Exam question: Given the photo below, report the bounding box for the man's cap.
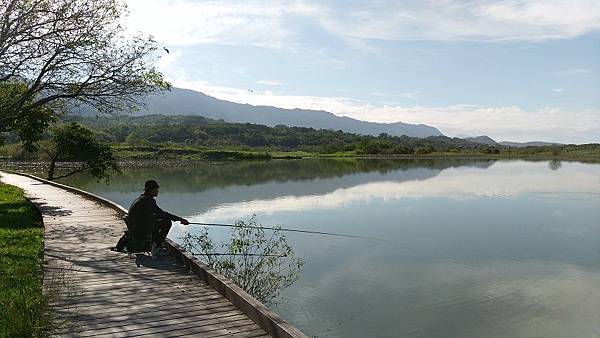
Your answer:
[144,179,160,191]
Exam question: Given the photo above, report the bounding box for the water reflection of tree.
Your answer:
[181,217,304,306]
[548,160,562,171]
[57,158,496,192]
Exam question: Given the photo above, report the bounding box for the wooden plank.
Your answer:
[55,297,233,316]
[126,318,258,338]
[67,273,199,286]
[68,275,207,286]
[56,302,238,323]
[54,284,218,301]
[75,307,243,331]
[212,329,273,338]
[77,314,251,337]
[199,323,266,338]
[51,292,227,310]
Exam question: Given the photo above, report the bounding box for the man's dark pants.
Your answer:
[153,219,172,246]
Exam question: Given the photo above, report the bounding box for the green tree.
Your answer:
[0,83,55,150]
[39,123,119,180]
[0,0,169,146]
[181,217,304,305]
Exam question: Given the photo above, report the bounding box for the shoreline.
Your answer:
[0,152,600,164]
[1,153,599,170]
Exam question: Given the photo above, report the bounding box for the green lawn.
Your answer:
[0,182,52,338]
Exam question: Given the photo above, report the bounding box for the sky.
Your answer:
[125,0,600,143]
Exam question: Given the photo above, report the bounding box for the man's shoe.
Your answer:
[151,244,168,259]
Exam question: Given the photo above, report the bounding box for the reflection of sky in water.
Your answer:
[183,161,599,222]
[187,168,600,223]
[57,160,600,337]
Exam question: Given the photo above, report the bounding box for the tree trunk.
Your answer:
[47,159,56,180]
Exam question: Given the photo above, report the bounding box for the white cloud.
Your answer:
[553,88,565,93]
[125,0,320,48]
[315,0,600,42]
[555,68,591,76]
[399,91,420,99]
[125,0,600,50]
[256,80,283,86]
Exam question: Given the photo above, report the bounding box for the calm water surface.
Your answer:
[54,159,600,337]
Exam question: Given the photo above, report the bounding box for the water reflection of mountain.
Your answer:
[55,158,495,216]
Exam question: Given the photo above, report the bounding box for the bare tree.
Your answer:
[0,0,169,146]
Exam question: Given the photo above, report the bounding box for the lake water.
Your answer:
[53,159,600,337]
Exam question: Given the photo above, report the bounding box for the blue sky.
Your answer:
[126,0,600,143]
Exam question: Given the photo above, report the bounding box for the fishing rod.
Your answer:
[188,222,384,242]
[192,253,288,258]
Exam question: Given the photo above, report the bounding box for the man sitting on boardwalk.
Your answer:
[125,179,189,257]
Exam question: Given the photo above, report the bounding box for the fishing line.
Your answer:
[192,253,288,258]
[188,222,384,242]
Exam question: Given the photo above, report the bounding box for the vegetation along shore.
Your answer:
[1,115,598,166]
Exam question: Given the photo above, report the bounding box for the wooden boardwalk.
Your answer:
[0,172,273,337]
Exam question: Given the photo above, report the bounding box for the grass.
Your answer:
[0,144,38,160]
[0,182,53,338]
[110,144,600,161]
[110,144,272,161]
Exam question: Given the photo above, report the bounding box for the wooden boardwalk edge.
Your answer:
[6,171,308,338]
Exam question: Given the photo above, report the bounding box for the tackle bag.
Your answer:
[110,230,152,253]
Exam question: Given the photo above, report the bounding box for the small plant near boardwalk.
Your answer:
[181,217,304,305]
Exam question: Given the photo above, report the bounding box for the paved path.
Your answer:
[1,172,270,337]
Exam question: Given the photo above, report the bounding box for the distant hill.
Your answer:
[461,136,563,148]
[498,141,563,148]
[115,87,443,138]
[463,135,498,146]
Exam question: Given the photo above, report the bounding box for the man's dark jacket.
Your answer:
[125,194,183,234]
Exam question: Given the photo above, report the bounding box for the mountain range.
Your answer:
[119,87,443,138]
[80,87,563,146]
[462,135,562,147]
